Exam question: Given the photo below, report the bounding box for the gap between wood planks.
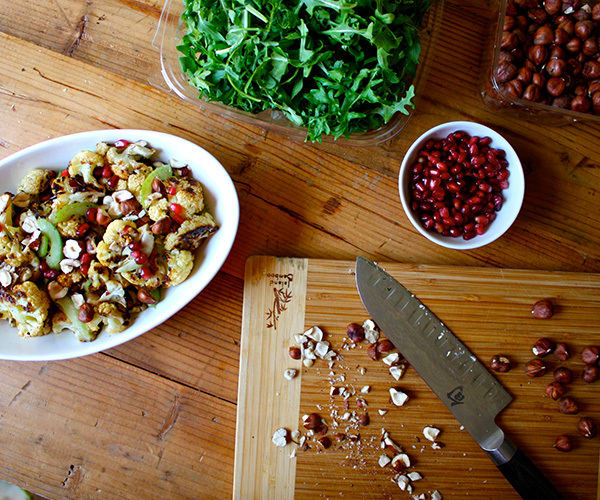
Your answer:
[101,351,238,407]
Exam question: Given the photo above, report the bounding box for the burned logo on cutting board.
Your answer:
[265,273,294,329]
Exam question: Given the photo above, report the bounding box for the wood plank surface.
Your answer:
[237,257,600,499]
[0,0,599,497]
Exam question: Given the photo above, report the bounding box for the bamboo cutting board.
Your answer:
[234,257,600,500]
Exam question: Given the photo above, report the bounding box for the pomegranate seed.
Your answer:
[107,175,120,189]
[43,269,58,280]
[29,238,41,251]
[81,263,90,276]
[179,167,190,176]
[169,203,184,216]
[131,250,148,265]
[167,185,177,196]
[93,167,103,178]
[102,165,113,178]
[479,136,492,146]
[60,169,69,178]
[140,266,152,280]
[68,178,79,188]
[128,241,142,252]
[114,139,131,149]
[86,207,98,223]
[171,213,185,225]
[76,223,90,238]
[40,261,49,272]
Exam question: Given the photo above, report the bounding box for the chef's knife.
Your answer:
[355,257,562,500]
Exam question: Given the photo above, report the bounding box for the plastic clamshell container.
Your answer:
[481,0,600,125]
[152,0,445,145]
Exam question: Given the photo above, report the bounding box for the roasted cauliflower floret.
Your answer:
[103,219,136,245]
[0,281,50,337]
[17,169,56,195]
[147,198,168,221]
[127,165,153,197]
[87,261,111,291]
[167,177,205,217]
[165,213,218,251]
[95,142,110,156]
[165,249,194,287]
[57,217,83,238]
[0,235,33,268]
[97,302,128,334]
[122,264,166,290]
[106,143,155,179]
[68,151,104,188]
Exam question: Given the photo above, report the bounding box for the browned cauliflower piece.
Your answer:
[18,169,56,195]
[0,281,50,337]
[165,249,194,287]
[165,177,205,218]
[164,213,218,251]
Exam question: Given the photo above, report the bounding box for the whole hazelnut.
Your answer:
[516,15,528,30]
[583,61,600,80]
[552,95,572,108]
[592,81,600,95]
[573,7,591,22]
[367,342,378,361]
[546,77,566,96]
[582,364,599,383]
[377,339,394,354]
[592,91,600,113]
[566,37,582,53]
[358,413,370,426]
[528,45,548,65]
[137,288,157,305]
[532,337,554,357]
[289,346,301,360]
[505,79,524,98]
[496,62,518,83]
[534,25,554,45]
[558,19,574,37]
[498,50,514,65]
[568,58,583,76]
[574,20,594,40]
[544,0,561,15]
[574,83,587,95]
[545,381,565,400]
[554,342,570,361]
[553,366,572,384]
[554,27,570,45]
[593,3,600,22]
[582,38,599,56]
[528,7,547,25]
[581,346,599,364]
[77,303,94,323]
[504,15,516,32]
[571,94,592,112]
[525,359,547,377]
[303,412,323,431]
[553,434,572,452]
[501,31,520,50]
[532,72,546,87]
[558,397,580,415]
[577,417,596,439]
[517,66,533,83]
[532,299,553,319]
[490,354,511,372]
[346,323,365,343]
[546,58,567,77]
[523,83,542,101]
[549,45,566,60]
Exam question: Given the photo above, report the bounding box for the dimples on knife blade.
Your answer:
[355,257,512,450]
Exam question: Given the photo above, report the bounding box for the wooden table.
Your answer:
[0,1,598,498]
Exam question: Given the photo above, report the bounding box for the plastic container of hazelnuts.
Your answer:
[481,0,600,124]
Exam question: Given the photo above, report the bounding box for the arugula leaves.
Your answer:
[178,0,431,141]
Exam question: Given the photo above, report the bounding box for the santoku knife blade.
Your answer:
[355,257,562,500]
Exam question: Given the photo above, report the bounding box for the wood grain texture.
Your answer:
[234,256,308,499]
[0,355,235,499]
[239,257,600,500]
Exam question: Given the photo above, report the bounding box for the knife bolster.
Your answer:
[486,437,517,465]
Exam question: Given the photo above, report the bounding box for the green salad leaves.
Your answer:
[178,0,431,141]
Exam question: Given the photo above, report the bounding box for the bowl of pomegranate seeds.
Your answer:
[399,121,524,250]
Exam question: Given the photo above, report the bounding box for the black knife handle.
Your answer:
[488,440,563,500]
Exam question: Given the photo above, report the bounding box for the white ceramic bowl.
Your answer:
[0,130,239,360]
[399,121,525,250]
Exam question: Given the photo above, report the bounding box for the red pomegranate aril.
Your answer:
[101,165,113,178]
[43,269,59,280]
[128,241,142,252]
[114,139,131,149]
[86,207,98,223]
[107,175,120,189]
[76,223,90,238]
[140,266,152,280]
[40,261,49,272]
[469,144,479,156]
[179,167,191,176]
[171,213,185,225]
[93,167,103,178]
[61,169,69,178]
[167,185,177,196]
[80,253,93,266]
[131,250,148,265]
